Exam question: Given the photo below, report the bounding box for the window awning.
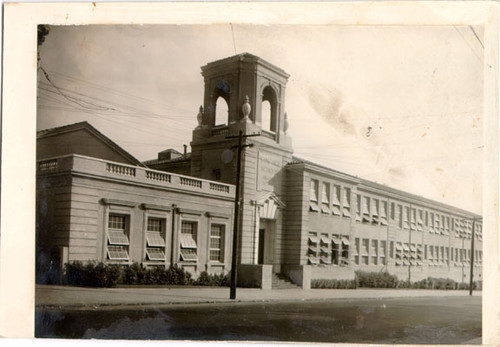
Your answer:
[403,244,410,251]
[320,235,330,244]
[107,245,129,261]
[146,232,166,247]
[320,257,332,265]
[342,236,350,245]
[332,236,341,245]
[308,235,319,244]
[321,205,331,214]
[146,247,166,261]
[308,256,319,265]
[180,234,197,249]
[342,207,351,217]
[180,248,197,261]
[332,205,341,215]
[108,230,130,245]
[396,244,403,251]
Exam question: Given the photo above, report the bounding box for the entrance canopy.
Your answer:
[255,191,285,220]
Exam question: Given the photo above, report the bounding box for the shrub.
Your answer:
[311,279,357,289]
[64,261,122,287]
[355,271,398,288]
[194,271,230,286]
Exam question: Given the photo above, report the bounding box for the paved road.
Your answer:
[36,284,481,308]
[36,295,481,344]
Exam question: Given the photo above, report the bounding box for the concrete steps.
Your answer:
[272,273,299,289]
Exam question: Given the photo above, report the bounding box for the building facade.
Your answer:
[37,53,482,288]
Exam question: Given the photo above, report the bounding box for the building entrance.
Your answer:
[257,219,275,265]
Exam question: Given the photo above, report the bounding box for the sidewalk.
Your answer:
[36,284,481,309]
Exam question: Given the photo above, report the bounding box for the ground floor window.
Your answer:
[179,221,198,261]
[145,217,166,261]
[107,214,130,261]
[209,224,224,262]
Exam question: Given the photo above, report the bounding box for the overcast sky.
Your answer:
[37,24,484,214]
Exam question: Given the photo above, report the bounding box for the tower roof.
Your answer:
[201,52,290,79]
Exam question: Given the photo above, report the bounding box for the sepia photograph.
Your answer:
[1,1,498,346]
[34,23,483,344]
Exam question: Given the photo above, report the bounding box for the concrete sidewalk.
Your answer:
[36,285,481,309]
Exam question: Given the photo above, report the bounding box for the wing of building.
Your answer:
[36,53,482,289]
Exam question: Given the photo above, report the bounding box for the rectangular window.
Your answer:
[380,201,388,225]
[372,199,380,224]
[362,196,371,223]
[145,217,166,261]
[309,179,319,212]
[371,239,378,265]
[425,211,429,227]
[308,232,319,265]
[410,208,416,229]
[355,194,362,222]
[209,224,225,262]
[417,209,423,231]
[380,240,387,265]
[331,185,341,215]
[180,221,198,261]
[390,241,394,258]
[107,214,129,261]
[321,182,331,214]
[331,235,340,265]
[319,234,331,264]
[341,236,350,266]
[398,205,403,228]
[362,239,369,265]
[342,188,351,217]
[354,238,360,265]
[429,212,435,233]
[403,207,410,229]
[390,202,395,220]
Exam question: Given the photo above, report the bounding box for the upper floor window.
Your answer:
[362,196,371,223]
[342,188,351,217]
[262,86,278,132]
[331,185,341,215]
[309,179,319,212]
[380,201,388,225]
[321,182,331,214]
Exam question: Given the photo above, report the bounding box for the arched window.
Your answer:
[215,96,229,126]
[261,100,271,131]
[262,86,277,132]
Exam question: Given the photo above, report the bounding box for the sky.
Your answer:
[37,24,484,214]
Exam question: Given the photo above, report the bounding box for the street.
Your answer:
[36,296,481,344]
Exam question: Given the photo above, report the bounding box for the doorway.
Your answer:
[257,219,275,265]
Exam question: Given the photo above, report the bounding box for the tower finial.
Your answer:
[241,95,251,123]
[196,105,204,128]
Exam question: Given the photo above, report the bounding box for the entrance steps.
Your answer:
[272,273,299,289]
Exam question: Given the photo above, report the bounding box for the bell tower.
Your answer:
[190,53,293,267]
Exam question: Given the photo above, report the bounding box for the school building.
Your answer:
[36,53,482,289]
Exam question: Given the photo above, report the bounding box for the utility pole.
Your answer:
[226,130,260,300]
[469,217,476,296]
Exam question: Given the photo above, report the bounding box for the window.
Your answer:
[397,205,403,228]
[362,197,371,223]
[390,241,394,258]
[435,214,441,234]
[417,209,423,231]
[380,201,388,225]
[353,238,360,265]
[145,217,166,261]
[372,199,379,224]
[321,183,331,214]
[425,211,429,227]
[262,86,278,132]
[342,188,351,217]
[403,207,410,229]
[390,202,395,220]
[320,234,331,264]
[429,212,435,233]
[180,221,198,261]
[215,95,229,126]
[410,208,416,229]
[209,224,225,262]
[331,235,340,265]
[371,240,378,265]
[308,232,319,265]
[355,194,361,222]
[362,239,369,265]
[341,236,350,266]
[331,185,341,215]
[380,241,387,265]
[107,214,130,261]
[309,179,319,212]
